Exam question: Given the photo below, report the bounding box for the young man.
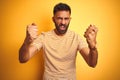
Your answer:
[19,3,98,80]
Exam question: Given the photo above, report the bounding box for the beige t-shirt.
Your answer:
[32,30,88,80]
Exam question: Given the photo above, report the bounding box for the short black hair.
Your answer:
[53,3,71,15]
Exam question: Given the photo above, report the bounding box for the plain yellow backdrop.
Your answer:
[0,0,120,80]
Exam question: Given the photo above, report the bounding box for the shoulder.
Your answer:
[67,30,82,38]
[38,30,53,36]
[68,30,86,43]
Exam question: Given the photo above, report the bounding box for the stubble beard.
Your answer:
[55,22,69,35]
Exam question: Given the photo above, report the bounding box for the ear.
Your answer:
[52,16,55,22]
[70,17,72,21]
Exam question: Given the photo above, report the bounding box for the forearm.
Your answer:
[88,46,98,67]
[19,37,31,63]
[19,23,39,63]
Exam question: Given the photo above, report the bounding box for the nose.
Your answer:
[61,19,65,24]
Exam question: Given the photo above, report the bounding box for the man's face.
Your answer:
[53,11,71,35]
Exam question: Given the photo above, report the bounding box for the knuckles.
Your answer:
[26,23,38,39]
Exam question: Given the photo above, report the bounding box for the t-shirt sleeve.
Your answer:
[31,33,44,51]
[78,35,88,51]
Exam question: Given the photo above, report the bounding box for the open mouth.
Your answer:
[60,25,66,30]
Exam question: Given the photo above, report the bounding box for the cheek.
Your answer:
[54,20,61,26]
[65,19,70,24]
[66,21,70,26]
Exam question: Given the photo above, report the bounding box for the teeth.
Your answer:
[60,26,66,30]
[61,26,64,28]
[61,26,65,28]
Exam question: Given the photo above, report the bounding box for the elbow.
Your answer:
[19,58,29,63]
[89,63,97,68]
[19,56,29,63]
[88,61,98,68]
[19,50,29,63]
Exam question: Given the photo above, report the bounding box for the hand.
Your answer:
[26,23,38,42]
[84,24,98,49]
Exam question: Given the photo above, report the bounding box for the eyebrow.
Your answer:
[56,17,70,19]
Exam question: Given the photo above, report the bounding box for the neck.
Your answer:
[54,29,66,36]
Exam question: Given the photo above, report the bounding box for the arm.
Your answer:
[19,23,38,63]
[80,25,98,68]
[80,47,98,68]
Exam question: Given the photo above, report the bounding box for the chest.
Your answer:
[43,36,78,60]
[46,36,78,50]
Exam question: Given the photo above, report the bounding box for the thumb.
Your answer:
[32,23,36,26]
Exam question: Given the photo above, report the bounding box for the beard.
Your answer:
[54,22,70,35]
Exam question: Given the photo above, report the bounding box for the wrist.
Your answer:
[24,36,33,45]
[88,41,97,50]
[88,43,97,50]
[89,46,97,50]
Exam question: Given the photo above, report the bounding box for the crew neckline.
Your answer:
[52,29,68,39]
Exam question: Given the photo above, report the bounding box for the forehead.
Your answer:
[54,11,70,17]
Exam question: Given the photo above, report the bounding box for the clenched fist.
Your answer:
[84,24,98,49]
[26,23,38,43]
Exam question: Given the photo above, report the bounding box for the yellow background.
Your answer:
[0,0,120,80]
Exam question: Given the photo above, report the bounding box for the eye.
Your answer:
[56,17,62,20]
[64,18,70,20]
